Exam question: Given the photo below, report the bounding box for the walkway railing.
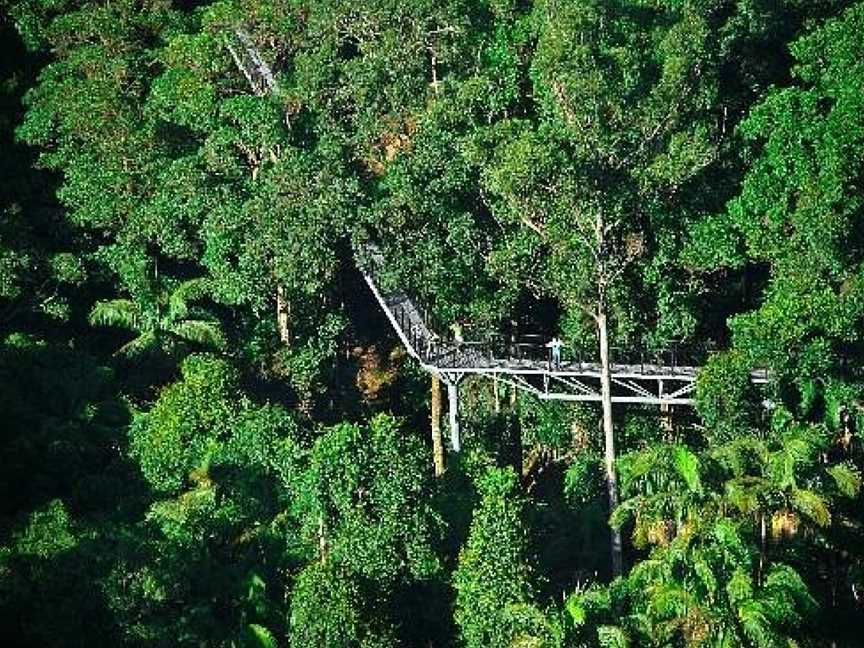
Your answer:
[358,241,726,374]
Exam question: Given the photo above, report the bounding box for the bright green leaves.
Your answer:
[298,414,443,583]
[114,353,305,644]
[827,462,863,498]
[130,354,242,492]
[288,561,380,648]
[674,446,704,494]
[89,277,226,359]
[531,0,653,153]
[15,0,198,299]
[479,0,751,348]
[696,350,761,437]
[129,353,303,494]
[702,2,864,391]
[569,515,815,647]
[613,443,708,549]
[530,0,719,186]
[148,28,231,134]
[149,66,219,133]
[11,499,77,560]
[453,466,552,648]
[284,414,445,644]
[682,213,747,270]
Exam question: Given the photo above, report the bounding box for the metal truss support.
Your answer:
[552,374,600,398]
[521,372,699,405]
[612,377,654,400]
[665,382,696,400]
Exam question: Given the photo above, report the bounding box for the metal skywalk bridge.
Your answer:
[357,243,769,451]
[227,28,769,451]
[358,243,768,406]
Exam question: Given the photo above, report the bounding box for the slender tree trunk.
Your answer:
[431,374,445,476]
[447,380,461,452]
[659,379,672,437]
[276,284,291,345]
[598,309,623,576]
[493,374,501,413]
[430,50,440,97]
[318,515,327,561]
[513,414,524,478]
[758,512,766,586]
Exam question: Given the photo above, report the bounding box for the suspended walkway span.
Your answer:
[228,28,769,451]
[357,243,769,410]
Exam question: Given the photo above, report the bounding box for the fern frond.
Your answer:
[790,489,831,527]
[168,278,212,319]
[115,330,159,357]
[89,299,139,331]
[673,446,702,493]
[246,623,277,648]
[171,319,226,349]
[827,462,861,498]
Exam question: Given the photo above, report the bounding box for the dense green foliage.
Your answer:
[2,0,864,645]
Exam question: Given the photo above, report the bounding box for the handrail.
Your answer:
[357,241,726,373]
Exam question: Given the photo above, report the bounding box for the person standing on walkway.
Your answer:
[546,336,563,369]
[450,321,464,344]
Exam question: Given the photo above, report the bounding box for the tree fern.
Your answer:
[89,277,225,357]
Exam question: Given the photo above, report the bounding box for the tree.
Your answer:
[117,353,306,644]
[453,466,558,648]
[288,561,392,648]
[5,0,864,645]
[0,16,85,332]
[292,414,443,585]
[90,277,225,358]
[483,0,761,575]
[14,0,194,295]
[0,333,135,645]
[686,3,864,630]
[568,405,859,646]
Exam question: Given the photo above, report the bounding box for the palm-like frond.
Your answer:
[762,564,816,620]
[168,278,211,320]
[246,624,277,648]
[737,599,779,648]
[673,446,703,494]
[171,318,226,349]
[89,299,140,331]
[114,330,159,357]
[90,275,224,358]
[790,488,831,527]
[827,462,862,498]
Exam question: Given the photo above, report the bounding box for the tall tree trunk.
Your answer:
[758,512,766,586]
[447,380,461,453]
[493,374,501,413]
[659,379,673,437]
[276,284,291,345]
[598,309,623,576]
[318,515,327,561]
[431,374,445,476]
